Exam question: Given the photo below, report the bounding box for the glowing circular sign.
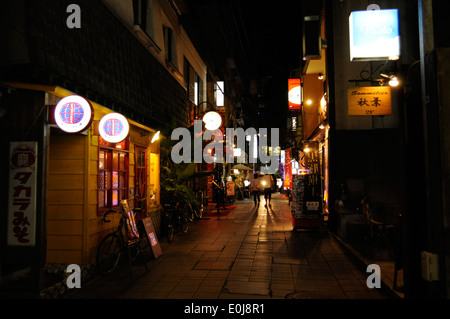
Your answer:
[54,95,93,133]
[202,111,222,130]
[288,86,301,105]
[99,113,129,143]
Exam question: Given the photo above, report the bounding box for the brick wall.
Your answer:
[4,0,189,130]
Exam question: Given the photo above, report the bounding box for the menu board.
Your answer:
[142,217,162,259]
[291,175,305,219]
[291,174,321,219]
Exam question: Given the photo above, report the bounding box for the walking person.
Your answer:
[250,173,261,205]
[262,174,275,207]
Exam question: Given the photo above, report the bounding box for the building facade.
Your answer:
[320,0,450,298]
[0,0,214,291]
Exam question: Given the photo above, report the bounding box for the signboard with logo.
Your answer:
[226,181,235,196]
[99,113,130,143]
[348,86,392,116]
[8,142,37,246]
[54,95,93,133]
[288,79,301,110]
[349,9,400,61]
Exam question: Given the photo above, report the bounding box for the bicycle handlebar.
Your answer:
[102,209,118,223]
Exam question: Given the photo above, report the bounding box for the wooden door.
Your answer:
[135,146,147,216]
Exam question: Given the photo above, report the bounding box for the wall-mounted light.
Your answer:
[388,76,399,87]
[380,60,400,87]
[151,130,160,143]
[318,73,324,80]
[380,60,398,79]
[306,99,313,105]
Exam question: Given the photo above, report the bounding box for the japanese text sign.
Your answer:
[284,148,292,189]
[348,86,392,116]
[8,142,37,246]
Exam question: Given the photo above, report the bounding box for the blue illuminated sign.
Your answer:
[349,9,400,61]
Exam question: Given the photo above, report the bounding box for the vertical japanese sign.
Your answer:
[348,86,392,116]
[288,79,301,110]
[8,142,37,246]
[284,148,292,189]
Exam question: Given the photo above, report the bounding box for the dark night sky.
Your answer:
[238,1,303,79]
[181,1,303,137]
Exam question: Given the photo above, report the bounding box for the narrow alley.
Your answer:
[64,193,390,300]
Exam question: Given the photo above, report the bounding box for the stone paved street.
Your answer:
[65,193,390,299]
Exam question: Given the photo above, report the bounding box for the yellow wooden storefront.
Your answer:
[45,89,161,266]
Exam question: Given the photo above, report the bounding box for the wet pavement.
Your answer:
[64,193,392,300]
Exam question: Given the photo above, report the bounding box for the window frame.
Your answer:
[98,137,130,214]
[134,145,148,214]
[133,0,155,39]
[163,25,178,69]
[184,57,203,105]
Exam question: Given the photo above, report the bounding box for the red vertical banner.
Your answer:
[284,148,292,189]
[288,79,301,110]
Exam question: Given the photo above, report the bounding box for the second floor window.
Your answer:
[184,58,203,105]
[163,25,178,69]
[133,0,155,39]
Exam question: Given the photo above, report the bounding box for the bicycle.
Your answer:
[96,206,148,278]
[162,196,194,243]
[360,197,396,247]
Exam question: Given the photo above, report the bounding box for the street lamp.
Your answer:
[202,111,222,130]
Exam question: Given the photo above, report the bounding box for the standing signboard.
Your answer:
[226,181,235,196]
[8,142,38,246]
[291,174,321,229]
[142,217,162,259]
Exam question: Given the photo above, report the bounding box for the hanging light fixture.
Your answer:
[380,60,398,79]
[380,60,400,87]
[202,111,222,130]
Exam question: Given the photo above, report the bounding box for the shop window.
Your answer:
[98,137,129,213]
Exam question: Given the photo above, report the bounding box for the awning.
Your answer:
[1,81,158,134]
[232,164,252,170]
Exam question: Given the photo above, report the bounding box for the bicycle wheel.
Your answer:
[96,233,122,275]
[180,218,189,233]
[175,202,190,233]
[167,224,174,243]
[128,239,142,262]
[178,199,195,223]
